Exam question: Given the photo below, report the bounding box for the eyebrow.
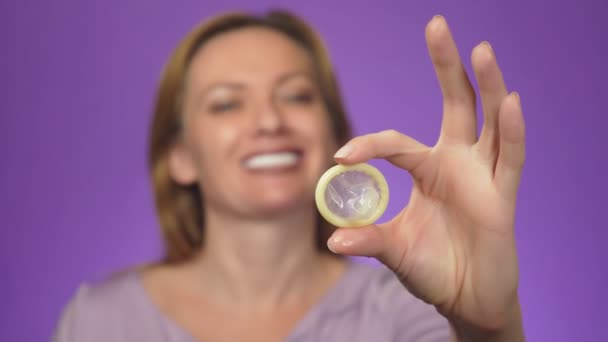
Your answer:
[199,71,314,96]
[199,82,246,97]
[273,71,315,87]
[191,71,316,110]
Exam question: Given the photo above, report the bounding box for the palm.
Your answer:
[384,144,517,326]
[328,16,525,330]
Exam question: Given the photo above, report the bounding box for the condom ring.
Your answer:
[315,163,389,228]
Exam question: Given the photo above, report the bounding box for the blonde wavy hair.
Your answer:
[148,10,352,263]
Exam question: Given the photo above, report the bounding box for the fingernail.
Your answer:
[331,234,353,247]
[327,234,342,253]
[513,91,520,105]
[429,15,445,30]
[328,233,354,252]
[480,41,494,56]
[327,240,337,253]
[341,239,354,247]
[334,144,354,159]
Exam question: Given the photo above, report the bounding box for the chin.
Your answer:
[243,191,313,218]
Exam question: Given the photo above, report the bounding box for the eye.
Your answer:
[282,91,315,104]
[209,100,241,113]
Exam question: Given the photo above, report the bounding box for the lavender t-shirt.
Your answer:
[54,262,450,341]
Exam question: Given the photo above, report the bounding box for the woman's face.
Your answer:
[170,27,337,218]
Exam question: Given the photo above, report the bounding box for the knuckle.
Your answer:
[444,82,476,108]
[382,129,402,139]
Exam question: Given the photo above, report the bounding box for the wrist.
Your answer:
[448,300,524,342]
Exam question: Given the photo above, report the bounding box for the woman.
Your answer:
[55,9,526,342]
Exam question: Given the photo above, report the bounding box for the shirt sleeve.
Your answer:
[50,272,177,342]
[52,284,90,342]
[51,279,133,342]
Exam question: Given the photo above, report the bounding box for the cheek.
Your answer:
[316,113,338,150]
[300,114,338,164]
[184,120,239,170]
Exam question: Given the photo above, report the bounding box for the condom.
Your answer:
[315,163,389,227]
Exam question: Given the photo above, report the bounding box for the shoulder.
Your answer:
[335,261,451,340]
[53,269,160,342]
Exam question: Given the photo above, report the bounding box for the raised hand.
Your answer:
[327,15,525,339]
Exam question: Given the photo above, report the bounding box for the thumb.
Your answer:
[327,225,407,272]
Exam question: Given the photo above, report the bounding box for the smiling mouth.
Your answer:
[243,151,301,170]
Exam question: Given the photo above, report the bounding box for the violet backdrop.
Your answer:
[1,0,606,341]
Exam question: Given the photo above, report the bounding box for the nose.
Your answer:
[253,97,286,134]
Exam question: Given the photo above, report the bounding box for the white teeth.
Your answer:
[245,152,299,170]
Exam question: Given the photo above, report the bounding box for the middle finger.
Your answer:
[471,41,508,166]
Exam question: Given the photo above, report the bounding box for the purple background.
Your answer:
[1,0,606,341]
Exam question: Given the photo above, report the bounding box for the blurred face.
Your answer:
[169,27,337,218]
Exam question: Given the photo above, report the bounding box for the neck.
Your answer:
[186,204,337,310]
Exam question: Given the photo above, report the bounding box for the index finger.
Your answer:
[334,130,430,172]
